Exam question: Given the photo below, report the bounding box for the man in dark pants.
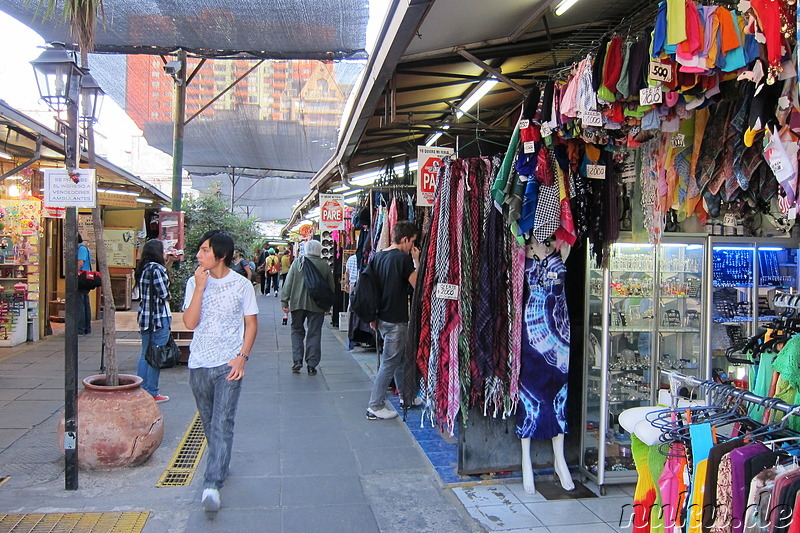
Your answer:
[365,221,419,420]
[280,240,334,375]
[76,234,92,335]
[256,244,269,294]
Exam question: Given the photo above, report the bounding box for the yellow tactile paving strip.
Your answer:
[156,412,206,487]
[0,512,149,532]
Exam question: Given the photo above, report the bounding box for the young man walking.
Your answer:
[183,230,259,513]
[366,221,419,420]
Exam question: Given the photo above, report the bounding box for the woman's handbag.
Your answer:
[145,335,181,369]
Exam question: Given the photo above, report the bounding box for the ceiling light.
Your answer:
[425,132,443,147]
[456,79,498,119]
[0,151,13,160]
[136,198,153,204]
[554,0,581,16]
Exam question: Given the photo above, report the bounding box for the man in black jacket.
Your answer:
[365,221,419,420]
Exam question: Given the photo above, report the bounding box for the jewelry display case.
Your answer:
[580,237,707,493]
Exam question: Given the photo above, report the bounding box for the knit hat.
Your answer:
[305,240,322,257]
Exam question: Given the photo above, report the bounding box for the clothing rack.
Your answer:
[661,370,800,416]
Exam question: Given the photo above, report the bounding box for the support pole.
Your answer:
[171,50,186,212]
[63,79,80,491]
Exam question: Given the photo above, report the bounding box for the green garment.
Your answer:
[280,254,335,313]
[749,351,774,421]
[490,122,521,209]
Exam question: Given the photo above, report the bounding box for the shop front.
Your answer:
[0,102,171,345]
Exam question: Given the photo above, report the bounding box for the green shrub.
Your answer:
[168,193,261,311]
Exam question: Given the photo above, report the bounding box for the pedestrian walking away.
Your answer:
[134,239,172,403]
[281,239,334,375]
[266,248,280,296]
[182,230,259,515]
[365,221,420,420]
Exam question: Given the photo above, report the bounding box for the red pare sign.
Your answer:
[322,201,343,221]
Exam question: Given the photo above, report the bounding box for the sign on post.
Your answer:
[319,193,345,231]
[44,169,96,208]
[417,146,454,207]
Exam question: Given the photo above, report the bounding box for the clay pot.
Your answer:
[58,374,164,470]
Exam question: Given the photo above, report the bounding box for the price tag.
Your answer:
[541,122,553,137]
[771,159,784,173]
[519,119,530,129]
[648,61,673,83]
[671,133,686,148]
[523,141,536,154]
[587,164,606,179]
[435,283,460,300]
[640,86,663,105]
[582,111,604,127]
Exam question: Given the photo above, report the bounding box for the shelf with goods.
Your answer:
[581,238,709,491]
[0,200,43,346]
[707,238,800,388]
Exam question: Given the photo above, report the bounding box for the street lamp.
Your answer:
[30,42,83,114]
[79,69,104,124]
[30,42,85,491]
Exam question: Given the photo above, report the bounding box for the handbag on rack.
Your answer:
[145,335,180,369]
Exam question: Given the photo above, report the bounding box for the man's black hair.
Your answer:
[392,221,417,244]
[198,230,234,267]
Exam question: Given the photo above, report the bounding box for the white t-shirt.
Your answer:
[184,270,259,369]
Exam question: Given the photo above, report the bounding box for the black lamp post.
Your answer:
[31,42,87,491]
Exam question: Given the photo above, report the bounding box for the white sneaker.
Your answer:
[202,488,220,512]
[366,406,398,420]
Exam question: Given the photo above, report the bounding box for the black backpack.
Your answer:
[351,261,380,323]
[300,257,335,311]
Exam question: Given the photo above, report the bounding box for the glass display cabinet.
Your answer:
[581,235,799,492]
[580,238,708,492]
[705,238,800,389]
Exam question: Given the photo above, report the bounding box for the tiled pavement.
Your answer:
[0,291,637,532]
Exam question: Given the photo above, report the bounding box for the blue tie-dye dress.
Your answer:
[516,251,570,440]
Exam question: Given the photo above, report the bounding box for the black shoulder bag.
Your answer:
[300,257,335,311]
[143,267,180,369]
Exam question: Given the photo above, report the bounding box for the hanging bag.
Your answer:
[78,270,102,290]
[300,257,335,311]
[77,244,102,290]
[143,266,179,369]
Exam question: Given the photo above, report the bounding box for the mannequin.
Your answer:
[517,240,574,494]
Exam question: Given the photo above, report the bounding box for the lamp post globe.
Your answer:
[30,42,83,113]
[79,69,104,123]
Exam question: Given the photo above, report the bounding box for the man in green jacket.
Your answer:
[281,239,335,375]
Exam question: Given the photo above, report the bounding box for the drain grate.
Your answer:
[156,412,206,487]
[0,512,148,532]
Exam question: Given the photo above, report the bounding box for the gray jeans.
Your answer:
[290,309,324,368]
[368,321,407,410]
[190,364,242,490]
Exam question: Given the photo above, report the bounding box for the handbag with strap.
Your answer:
[145,335,180,369]
[143,266,179,369]
[77,244,102,290]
